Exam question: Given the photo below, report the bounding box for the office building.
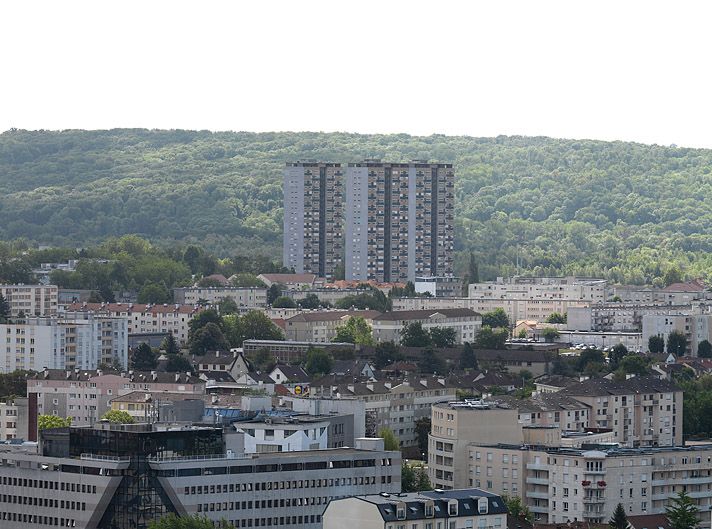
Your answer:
[283,162,344,280]
[345,161,454,282]
[323,489,508,529]
[0,422,401,529]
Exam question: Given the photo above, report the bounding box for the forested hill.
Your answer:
[2,128,712,285]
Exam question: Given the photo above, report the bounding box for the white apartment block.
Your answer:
[234,418,330,453]
[173,286,267,310]
[642,311,712,356]
[65,302,203,345]
[469,277,607,303]
[0,284,58,317]
[567,303,696,333]
[0,398,27,440]
[0,314,128,372]
[391,296,589,326]
[372,309,481,344]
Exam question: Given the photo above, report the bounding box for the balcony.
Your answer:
[527,491,549,500]
[526,477,549,485]
[583,496,606,504]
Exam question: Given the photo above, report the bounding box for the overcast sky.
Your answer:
[2,1,711,148]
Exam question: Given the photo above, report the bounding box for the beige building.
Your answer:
[469,277,607,303]
[66,302,203,345]
[0,284,58,317]
[173,286,266,309]
[642,310,712,356]
[558,377,683,447]
[372,309,481,344]
[0,398,28,440]
[283,310,380,342]
[283,162,344,280]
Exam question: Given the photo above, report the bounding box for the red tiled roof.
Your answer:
[259,273,316,284]
[663,281,705,292]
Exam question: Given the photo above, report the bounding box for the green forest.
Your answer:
[2,128,712,285]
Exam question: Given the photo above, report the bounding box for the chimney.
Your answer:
[43,368,49,379]
[66,370,71,380]
[96,369,102,377]
[420,378,427,387]
[216,351,220,357]
[175,373,180,382]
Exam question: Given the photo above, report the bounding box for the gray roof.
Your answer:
[559,376,680,397]
[373,308,479,321]
[489,393,590,413]
[285,310,381,323]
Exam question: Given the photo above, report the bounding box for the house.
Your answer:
[626,514,672,529]
[257,273,317,289]
[331,359,376,379]
[232,371,276,394]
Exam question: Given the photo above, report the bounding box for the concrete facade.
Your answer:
[173,286,267,309]
[372,309,481,344]
[0,284,58,317]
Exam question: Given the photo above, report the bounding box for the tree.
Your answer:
[430,326,457,348]
[267,283,284,305]
[468,252,479,283]
[415,466,431,491]
[401,462,416,492]
[0,370,32,398]
[415,418,431,458]
[373,341,403,369]
[541,327,560,342]
[545,312,567,324]
[418,348,446,374]
[161,333,180,355]
[188,309,222,334]
[577,348,606,373]
[503,495,532,522]
[239,310,284,343]
[304,348,333,377]
[663,266,683,287]
[298,293,322,309]
[101,410,136,424]
[38,414,71,430]
[148,514,231,529]
[165,354,193,373]
[649,335,665,354]
[666,490,699,529]
[251,348,276,372]
[609,344,629,370]
[272,296,297,308]
[459,342,477,370]
[188,323,229,355]
[217,297,239,315]
[667,331,688,356]
[333,316,374,346]
[482,308,509,329]
[400,322,432,347]
[609,503,628,529]
[619,354,649,376]
[130,343,157,370]
[0,293,10,323]
[378,427,400,450]
[137,281,171,304]
[698,340,712,358]
[475,326,508,349]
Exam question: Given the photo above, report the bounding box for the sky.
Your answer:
[2,1,712,148]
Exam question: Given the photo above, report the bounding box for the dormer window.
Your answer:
[448,500,458,516]
[396,503,406,520]
[478,498,488,514]
[425,502,434,518]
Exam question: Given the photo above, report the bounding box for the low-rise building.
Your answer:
[611,281,711,305]
[242,339,356,364]
[284,310,381,342]
[257,273,318,289]
[66,302,203,345]
[323,489,508,529]
[372,309,481,344]
[173,286,267,309]
[415,275,464,297]
[567,303,697,333]
[553,330,643,351]
[469,277,607,303]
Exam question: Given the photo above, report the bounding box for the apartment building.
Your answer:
[66,302,203,345]
[0,314,128,372]
[469,277,606,302]
[283,310,380,342]
[415,275,464,298]
[611,281,712,305]
[312,377,457,449]
[553,330,643,351]
[345,161,454,282]
[173,286,267,309]
[25,368,204,437]
[257,273,318,289]
[642,310,712,356]
[391,296,590,325]
[324,489,508,529]
[0,423,401,529]
[558,377,683,447]
[0,398,27,440]
[568,303,701,333]
[283,162,344,280]
[372,309,481,344]
[0,284,58,316]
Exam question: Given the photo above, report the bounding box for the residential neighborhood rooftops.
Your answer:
[559,376,680,397]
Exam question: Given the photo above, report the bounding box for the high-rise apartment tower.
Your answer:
[283,162,344,280]
[284,160,454,282]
